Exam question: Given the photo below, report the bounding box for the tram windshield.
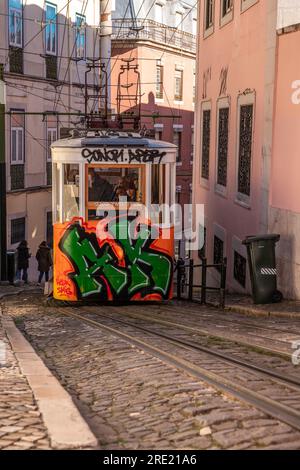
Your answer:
[88,167,143,203]
[63,164,80,221]
[87,166,144,219]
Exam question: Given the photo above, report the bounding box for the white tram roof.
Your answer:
[51,131,177,150]
[51,131,177,165]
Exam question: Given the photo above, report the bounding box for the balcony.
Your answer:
[112,19,196,54]
[45,55,58,80]
[9,47,23,74]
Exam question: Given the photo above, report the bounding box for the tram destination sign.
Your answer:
[81,147,167,164]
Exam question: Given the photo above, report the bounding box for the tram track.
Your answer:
[99,305,293,359]
[152,303,300,347]
[54,306,300,432]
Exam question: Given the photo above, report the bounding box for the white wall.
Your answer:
[277,0,300,29]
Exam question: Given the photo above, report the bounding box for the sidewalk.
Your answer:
[0,308,52,449]
[0,288,98,450]
[0,282,43,300]
[224,294,300,319]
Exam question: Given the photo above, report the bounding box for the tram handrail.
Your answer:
[174,257,227,309]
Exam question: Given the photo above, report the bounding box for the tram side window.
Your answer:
[63,164,80,221]
[151,165,165,205]
[53,164,61,223]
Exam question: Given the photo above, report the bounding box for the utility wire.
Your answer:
[53,0,89,112]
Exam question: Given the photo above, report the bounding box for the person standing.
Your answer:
[16,240,31,284]
[36,241,52,286]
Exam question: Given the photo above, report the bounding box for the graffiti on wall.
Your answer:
[54,216,173,301]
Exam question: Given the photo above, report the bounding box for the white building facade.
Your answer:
[0,0,102,280]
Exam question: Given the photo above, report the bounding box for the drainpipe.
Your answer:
[0,65,7,281]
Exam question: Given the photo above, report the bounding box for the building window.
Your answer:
[192,18,197,35]
[175,11,183,30]
[205,0,214,30]
[174,68,183,101]
[238,104,253,197]
[191,127,194,163]
[155,3,164,23]
[10,111,25,190]
[156,64,163,99]
[155,130,163,141]
[47,127,57,185]
[46,211,53,246]
[9,0,23,47]
[45,2,57,55]
[47,127,57,162]
[213,235,224,272]
[217,107,229,188]
[75,13,86,59]
[198,226,206,259]
[11,127,24,165]
[173,131,182,163]
[11,217,25,245]
[234,251,247,288]
[193,70,196,103]
[222,0,232,17]
[201,109,211,180]
[241,0,259,14]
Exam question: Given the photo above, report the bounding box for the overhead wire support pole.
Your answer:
[0,64,7,281]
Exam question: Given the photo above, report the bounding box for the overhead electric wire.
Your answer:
[53,0,89,113]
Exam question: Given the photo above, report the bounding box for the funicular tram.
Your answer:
[51,132,177,302]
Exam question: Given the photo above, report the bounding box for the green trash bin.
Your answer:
[242,234,282,304]
[7,250,16,285]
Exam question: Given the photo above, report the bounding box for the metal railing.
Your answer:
[112,19,196,54]
[175,257,227,308]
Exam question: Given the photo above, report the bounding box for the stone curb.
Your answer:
[1,312,98,450]
[226,304,300,320]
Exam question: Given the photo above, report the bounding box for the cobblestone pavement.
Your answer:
[0,310,51,450]
[2,294,300,450]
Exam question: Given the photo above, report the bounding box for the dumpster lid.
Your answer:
[242,234,280,245]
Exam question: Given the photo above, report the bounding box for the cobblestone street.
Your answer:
[0,302,51,450]
[1,293,300,450]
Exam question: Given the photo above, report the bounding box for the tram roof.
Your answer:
[51,131,177,149]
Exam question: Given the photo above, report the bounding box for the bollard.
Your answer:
[177,260,182,300]
[201,257,207,304]
[220,257,227,309]
[188,259,194,301]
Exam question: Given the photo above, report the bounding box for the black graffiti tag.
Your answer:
[128,148,166,164]
[81,147,167,164]
[82,148,124,163]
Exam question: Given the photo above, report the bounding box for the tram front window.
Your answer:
[87,166,143,219]
[63,164,80,221]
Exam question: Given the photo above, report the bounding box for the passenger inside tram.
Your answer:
[88,168,139,204]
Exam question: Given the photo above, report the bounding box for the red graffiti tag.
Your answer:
[57,278,73,297]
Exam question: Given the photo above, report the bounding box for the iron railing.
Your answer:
[112,19,196,54]
[175,257,227,308]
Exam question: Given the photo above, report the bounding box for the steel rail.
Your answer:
[160,302,300,337]
[134,305,294,356]
[54,307,300,431]
[84,306,300,387]
[88,305,291,359]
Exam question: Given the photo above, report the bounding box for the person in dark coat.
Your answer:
[16,240,31,284]
[36,241,52,285]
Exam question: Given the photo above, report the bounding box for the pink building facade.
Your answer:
[193,1,300,298]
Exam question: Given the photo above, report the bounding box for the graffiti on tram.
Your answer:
[54,216,173,301]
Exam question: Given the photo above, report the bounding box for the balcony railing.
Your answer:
[112,19,196,54]
[9,47,23,74]
[45,55,58,80]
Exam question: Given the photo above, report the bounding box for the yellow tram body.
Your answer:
[51,132,177,302]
